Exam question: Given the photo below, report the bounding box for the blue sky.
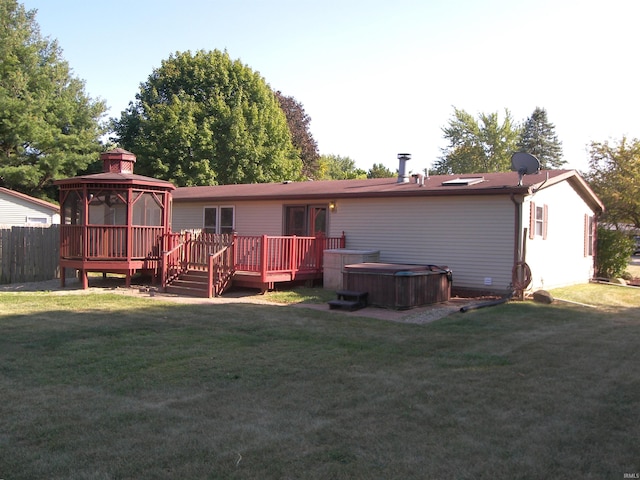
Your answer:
[22,0,639,174]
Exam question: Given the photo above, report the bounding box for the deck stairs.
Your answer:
[165,270,214,298]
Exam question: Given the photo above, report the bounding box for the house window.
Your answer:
[584,215,595,257]
[26,217,48,225]
[284,205,328,236]
[204,206,234,234]
[529,202,548,240]
[535,206,544,236]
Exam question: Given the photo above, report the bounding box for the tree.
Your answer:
[0,0,107,201]
[433,108,520,174]
[367,163,394,178]
[584,136,640,228]
[517,107,565,168]
[275,91,319,179]
[111,50,302,186]
[316,154,366,180]
[595,226,635,278]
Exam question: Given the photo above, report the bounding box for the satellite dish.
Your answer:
[511,152,540,186]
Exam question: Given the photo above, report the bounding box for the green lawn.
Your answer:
[1,284,639,479]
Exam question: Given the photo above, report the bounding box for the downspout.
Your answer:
[510,193,528,300]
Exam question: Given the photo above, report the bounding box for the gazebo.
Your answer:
[55,149,175,289]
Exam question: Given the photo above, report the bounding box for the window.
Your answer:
[26,217,48,225]
[284,205,328,236]
[535,206,544,236]
[441,177,485,186]
[584,215,595,257]
[529,202,548,240]
[204,206,234,234]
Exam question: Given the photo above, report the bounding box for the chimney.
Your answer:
[100,148,136,174]
[397,153,411,183]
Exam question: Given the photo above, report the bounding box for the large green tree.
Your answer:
[275,91,319,179]
[433,108,520,174]
[112,50,302,186]
[0,0,107,201]
[316,154,366,180]
[584,136,640,228]
[517,107,565,169]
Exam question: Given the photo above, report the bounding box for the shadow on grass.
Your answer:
[1,294,640,479]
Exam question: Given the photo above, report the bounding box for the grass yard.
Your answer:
[1,285,639,479]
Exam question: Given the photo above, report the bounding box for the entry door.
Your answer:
[310,207,327,236]
[284,206,328,236]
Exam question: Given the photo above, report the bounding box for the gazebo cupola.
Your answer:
[55,149,176,289]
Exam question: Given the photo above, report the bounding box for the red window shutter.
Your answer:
[542,204,548,240]
[529,202,535,240]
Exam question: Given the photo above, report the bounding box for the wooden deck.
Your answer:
[59,227,345,296]
[161,232,346,296]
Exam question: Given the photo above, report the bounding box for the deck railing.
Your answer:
[60,228,347,295]
[60,225,165,259]
[160,231,235,296]
[234,233,346,282]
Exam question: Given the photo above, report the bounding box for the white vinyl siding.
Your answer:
[171,177,599,293]
[523,181,596,290]
[0,191,59,226]
[328,195,515,292]
[172,200,285,235]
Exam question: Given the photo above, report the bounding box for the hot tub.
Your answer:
[343,263,452,310]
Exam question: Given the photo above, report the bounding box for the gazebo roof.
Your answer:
[54,149,175,190]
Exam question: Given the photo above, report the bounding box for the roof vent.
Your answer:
[397,153,411,183]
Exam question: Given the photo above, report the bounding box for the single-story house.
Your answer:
[0,187,60,227]
[171,167,604,295]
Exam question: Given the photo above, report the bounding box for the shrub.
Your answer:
[596,226,635,278]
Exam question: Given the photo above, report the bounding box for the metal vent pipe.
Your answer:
[397,153,411,183]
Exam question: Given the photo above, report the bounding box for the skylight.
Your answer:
[441,177,485,186]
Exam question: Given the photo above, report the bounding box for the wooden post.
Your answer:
[232,233,237,270]
[207,253,214,298]
[184,231,191,271]
[261,234,268,283]
[81,269,88,289]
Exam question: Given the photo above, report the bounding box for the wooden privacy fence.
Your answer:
[0,225,60,284]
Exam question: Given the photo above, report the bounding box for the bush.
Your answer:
[596,227,635,278]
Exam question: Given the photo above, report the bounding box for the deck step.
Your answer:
[328,290,368,311]
[166,270,211,298]
[166,284,211,298]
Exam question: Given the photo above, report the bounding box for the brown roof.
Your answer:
[0,187,60,211]
[172,169,604,213]
[55,172,176,190]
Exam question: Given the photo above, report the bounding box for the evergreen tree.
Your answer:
[111,50,302,186]
[0,0,107,201]
[517,107,565,169]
